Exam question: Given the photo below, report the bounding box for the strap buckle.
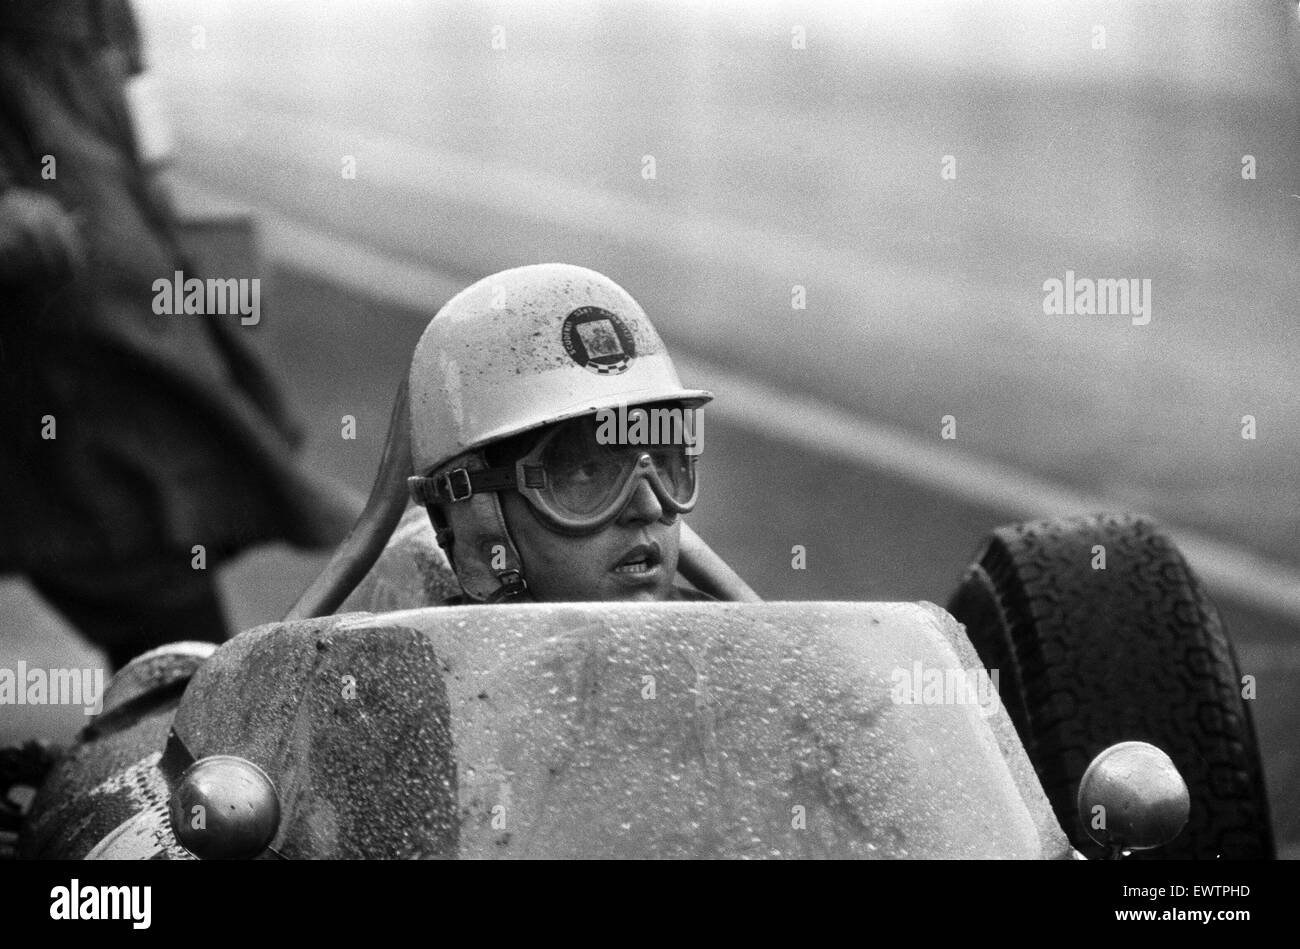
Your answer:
[440,468,473,503]
[486,569,528,603]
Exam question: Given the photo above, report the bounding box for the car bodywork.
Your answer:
[22,598,1071,860]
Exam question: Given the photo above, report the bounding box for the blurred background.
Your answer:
[2,0,1298,853]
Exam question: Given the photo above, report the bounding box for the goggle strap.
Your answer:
[410,466,519,504]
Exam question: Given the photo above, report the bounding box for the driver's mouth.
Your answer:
[613,542,663,575]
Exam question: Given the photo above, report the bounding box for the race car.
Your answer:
[2,380,1273,860]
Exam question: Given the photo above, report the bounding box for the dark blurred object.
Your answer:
[0,0,357,669]
[0,0,142,72]
[0,740,61,860]
[0,189,85,283]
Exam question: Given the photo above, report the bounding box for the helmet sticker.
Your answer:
[561,306,636,375]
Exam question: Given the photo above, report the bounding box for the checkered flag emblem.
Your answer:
[576,318,631,374]
[563,308,637,374]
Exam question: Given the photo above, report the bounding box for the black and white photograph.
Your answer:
[0,0,1296,922]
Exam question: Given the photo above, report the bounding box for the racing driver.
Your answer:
[405,263,712,604]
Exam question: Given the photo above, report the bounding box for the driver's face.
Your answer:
[498,478,681,602]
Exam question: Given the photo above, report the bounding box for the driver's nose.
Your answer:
[616,474,666,526]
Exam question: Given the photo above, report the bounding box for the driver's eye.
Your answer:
[560,459,605,483]
[649,448,686,471]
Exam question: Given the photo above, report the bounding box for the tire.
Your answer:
[946,513,1273,859]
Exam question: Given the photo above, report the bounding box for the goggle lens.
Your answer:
[534,417,697,521]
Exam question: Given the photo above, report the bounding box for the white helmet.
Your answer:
[408,264,711,602]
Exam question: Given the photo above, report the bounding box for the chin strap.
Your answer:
[483,569,528,603]
[411,451,529,603]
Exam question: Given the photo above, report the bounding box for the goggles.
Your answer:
[411,414,699,533]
